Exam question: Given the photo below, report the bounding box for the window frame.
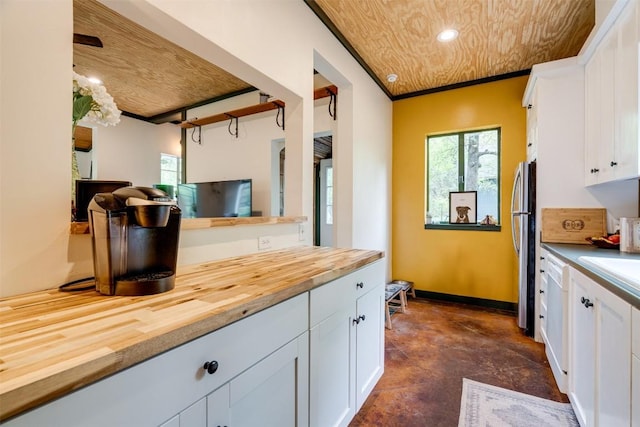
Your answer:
[160,152,182,194]
[425,127,502,231]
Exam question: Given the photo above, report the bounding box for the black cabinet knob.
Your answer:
[540,289,545,294]
[580,297,594,308]
[203,360,219,375]
[539,315,544,319]
[540,269,545,273]
[353,317,360,325]
[358,314,366,322]
[356,282,364,289]
[610,161,618,167]
[593,168,599,173]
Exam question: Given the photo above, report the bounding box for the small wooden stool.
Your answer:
[384,283,406,329]
[389,280,415,308]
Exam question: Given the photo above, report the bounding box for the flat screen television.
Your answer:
[178,179,252,218]
[75,180,132,222]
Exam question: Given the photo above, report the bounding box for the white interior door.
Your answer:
[320,159,333,247]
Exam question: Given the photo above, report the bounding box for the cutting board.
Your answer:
[541,208,607,244]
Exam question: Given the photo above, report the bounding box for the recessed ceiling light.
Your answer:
[88,77,102,84]
[437,29,459,42]
[386,73,398,83]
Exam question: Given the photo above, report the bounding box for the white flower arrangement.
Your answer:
[72,71,121,129]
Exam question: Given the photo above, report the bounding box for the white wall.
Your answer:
[1,0,73,297]
[0,0,392,297]
[185,111,284,216]
[75,117,181,185]
[92,116,180,187]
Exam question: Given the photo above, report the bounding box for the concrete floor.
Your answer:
[350,297,567,426]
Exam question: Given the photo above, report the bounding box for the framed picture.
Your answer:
[449,191,477,224]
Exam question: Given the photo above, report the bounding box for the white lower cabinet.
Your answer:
[309,260,384,427]
[206,333,308,427]
[568,267,632,427]
[4,262,385,427]
[161,334,309,427]
[5,293,310,427]
[633,308,639,427]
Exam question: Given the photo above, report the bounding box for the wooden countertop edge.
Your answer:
[0,249,382,421]
[70,216,307,234]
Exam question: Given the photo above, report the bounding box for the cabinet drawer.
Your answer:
[310,260,383,327]
[545,254,566,288]
[540,272,548,304]
[5,293,309,427]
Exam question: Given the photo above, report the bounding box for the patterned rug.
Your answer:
[458,378,579,427]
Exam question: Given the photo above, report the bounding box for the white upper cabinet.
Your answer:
[526,91,538,162]
[584,0,640,185]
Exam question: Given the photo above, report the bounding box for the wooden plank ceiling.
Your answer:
[73,0,253,120]
[308,0,595,97]
[73,0,595,122]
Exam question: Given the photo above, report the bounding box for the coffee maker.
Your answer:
[88,186,181,296]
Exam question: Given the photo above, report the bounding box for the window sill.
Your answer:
[424,223,501,231]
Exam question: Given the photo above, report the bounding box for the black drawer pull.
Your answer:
[356,282,364,289]
[539,289,545,294]
[539,315,544,319]
[580,297,594,308]
[203,360,219,375]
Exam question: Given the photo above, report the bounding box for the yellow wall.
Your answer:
[392,76,528,303]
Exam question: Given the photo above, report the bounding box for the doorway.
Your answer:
[313,134,333,246]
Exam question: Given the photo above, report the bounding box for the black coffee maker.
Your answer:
[88,186,181,296]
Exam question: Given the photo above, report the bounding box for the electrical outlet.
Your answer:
[258,236,272,250]
[298,224,305,241]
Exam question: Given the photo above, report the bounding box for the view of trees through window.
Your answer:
[426,128,500,224]
[160,153,181,195]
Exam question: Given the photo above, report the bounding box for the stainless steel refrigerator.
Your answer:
[511,161,536,337]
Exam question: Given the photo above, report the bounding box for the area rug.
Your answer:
[458,378,579,427]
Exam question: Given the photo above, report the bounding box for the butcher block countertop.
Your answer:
[0,246,383,421]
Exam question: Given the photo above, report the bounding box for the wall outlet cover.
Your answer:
[258,236,272,250]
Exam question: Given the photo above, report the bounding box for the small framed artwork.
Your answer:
[449,191,477,224]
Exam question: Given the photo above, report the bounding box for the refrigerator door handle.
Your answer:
[510,166,522,255]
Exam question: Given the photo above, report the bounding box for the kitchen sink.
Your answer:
[579,256,640,291]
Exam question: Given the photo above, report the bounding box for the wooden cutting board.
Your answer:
[541,208,607,244]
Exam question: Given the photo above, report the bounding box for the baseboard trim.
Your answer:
[415,290,517,314]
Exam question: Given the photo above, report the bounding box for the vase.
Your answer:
[72,138,80,201]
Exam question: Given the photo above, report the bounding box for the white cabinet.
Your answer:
[568,268,632,427]
[539,250,569,393]
[205,333,309,427]
[5,293,310,427]
[525,91,538,162]
[633,307,639,427]
[523,58,599,342]
[309,260,384,427]
[585,0,640,185]
[4,261,385,427]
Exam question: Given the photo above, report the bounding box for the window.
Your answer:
[325,166,333,225]
[426,128,500,226]
[160,153,181,195]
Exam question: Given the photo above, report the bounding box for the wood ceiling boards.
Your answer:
[73,0,253,120]
[310,0,595,98]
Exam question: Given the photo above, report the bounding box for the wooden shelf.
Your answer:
[179,100,285,129]
[314,85,337,100]
[71,216,307,234]
[178,85,337,129]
